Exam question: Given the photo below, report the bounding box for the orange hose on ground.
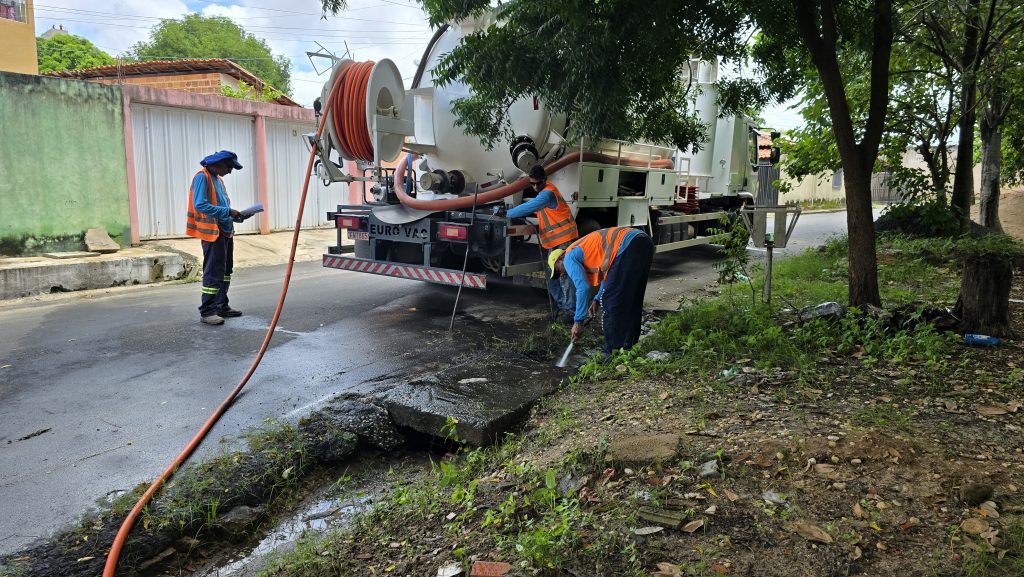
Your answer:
[102,62,346,577]
[391,152,675,211]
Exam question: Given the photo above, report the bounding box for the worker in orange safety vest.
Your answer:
[505,164,578,321]
[186,150,254,325]
[549,226,654,354]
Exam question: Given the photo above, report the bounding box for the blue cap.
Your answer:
[200,150,243,170]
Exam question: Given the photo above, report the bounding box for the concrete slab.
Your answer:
[84,228,120,253]
[41,251,101,259]
[343,341,568,446]
[0,249,186,299]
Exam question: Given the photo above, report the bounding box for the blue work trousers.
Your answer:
[199,235,233,317]
[601,233,654,353]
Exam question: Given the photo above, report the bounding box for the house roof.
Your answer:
[46,58,302,107]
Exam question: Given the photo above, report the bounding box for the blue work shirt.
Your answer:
[564,228,642,322]
[192,171,234,234]
[506,188,558,219]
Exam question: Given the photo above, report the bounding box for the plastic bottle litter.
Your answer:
[963,334,1001,346]
[799,301,846,321]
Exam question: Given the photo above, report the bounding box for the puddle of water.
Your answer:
[194,494,371,577]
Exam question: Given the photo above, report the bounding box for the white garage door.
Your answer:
[265,119,332,230]
[132,104,258,239]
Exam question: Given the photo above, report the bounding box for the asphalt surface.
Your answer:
[0,210,850,554]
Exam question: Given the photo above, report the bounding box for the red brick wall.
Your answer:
[92,72,225,96]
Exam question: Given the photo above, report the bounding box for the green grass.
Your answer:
[850,403,914,431]
[257,431,647,577]
[576,235,962,384]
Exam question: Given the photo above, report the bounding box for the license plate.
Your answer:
[347,230,369,241]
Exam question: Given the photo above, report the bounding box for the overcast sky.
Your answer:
[33,0,805,130]
[33,0,433,107]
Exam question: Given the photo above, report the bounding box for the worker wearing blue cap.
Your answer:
[186,150,251,325]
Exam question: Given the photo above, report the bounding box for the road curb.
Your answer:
[0,252,187,300]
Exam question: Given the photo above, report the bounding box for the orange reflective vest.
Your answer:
[535,184,578,249]
[186,169,223,242]
[566,227,633,287]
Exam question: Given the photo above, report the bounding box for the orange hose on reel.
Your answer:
[333,60,375,162]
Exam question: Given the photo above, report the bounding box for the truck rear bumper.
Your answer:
[322,255,488,289]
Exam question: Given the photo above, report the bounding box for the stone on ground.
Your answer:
[605,433,681,466]
[310,400,405,452]
[84,228,120,253]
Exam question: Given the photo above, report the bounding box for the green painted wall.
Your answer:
[0,72,130,256]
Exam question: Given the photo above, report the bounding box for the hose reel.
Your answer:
[316,58,411,172]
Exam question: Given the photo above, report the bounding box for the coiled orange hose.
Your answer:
[101,59,347,577]
[333,61,376,162]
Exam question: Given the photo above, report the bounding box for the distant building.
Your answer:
[40,23,69,40]
[46,58,301,107]
[0,0,39,75]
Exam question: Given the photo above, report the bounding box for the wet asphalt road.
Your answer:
[0,210,850,554]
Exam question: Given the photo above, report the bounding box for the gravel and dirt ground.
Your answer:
[245,234,1024,577]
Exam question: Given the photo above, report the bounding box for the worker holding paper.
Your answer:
[185,150,258,326]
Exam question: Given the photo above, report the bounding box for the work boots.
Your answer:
[200,315,225,325]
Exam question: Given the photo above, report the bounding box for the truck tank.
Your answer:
[309,14,768,290]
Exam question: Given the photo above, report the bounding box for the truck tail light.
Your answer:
[336,215,364,229]
[438,224,468,241]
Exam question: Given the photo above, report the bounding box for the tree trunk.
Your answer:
[844,169,881,307]
[978,110,1004,232]
[950,0,982,233]
[918,143,950,197]
[793,0,888,308]
[954,254,1014,338]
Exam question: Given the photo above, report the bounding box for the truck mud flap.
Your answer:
[322,255,487,289]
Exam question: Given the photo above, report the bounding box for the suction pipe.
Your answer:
[391,151,674,211]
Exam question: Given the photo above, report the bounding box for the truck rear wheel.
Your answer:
[576,216,600,237]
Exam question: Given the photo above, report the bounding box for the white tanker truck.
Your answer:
[309,15,769,289]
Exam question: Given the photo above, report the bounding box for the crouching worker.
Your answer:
[549,227,654,354]
[506,164,577,321]
[186,150,250,326]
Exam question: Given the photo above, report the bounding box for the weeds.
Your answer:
[960,516,1024,577]
[850,403,914,431]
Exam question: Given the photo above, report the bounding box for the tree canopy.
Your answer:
[418,0,767,152]
[129,14,291,95]
[37,34,114,73]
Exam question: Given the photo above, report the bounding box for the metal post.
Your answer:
[764,238,774,305]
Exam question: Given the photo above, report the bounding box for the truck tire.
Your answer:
[576,216,600,237]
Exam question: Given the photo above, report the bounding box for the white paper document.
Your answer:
[239,203,264,219]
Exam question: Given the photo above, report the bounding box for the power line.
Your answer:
[34,14,432,42]
[35,3,432,29]
[35,15,432,44]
